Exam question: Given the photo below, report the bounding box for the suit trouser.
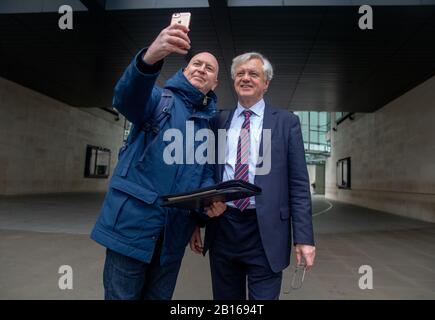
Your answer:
[209,207,282,300]
[103,233,182,300]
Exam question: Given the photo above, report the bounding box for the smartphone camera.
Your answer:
[173,13,182,23]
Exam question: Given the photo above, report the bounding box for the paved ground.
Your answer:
[1,193,434,299]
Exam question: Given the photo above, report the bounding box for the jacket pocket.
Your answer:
[109,178,161,240]
[111,177,158,204]
[99,187,129,229]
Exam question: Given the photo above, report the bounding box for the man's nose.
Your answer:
[241,74,250,81]
[197,65,206,73]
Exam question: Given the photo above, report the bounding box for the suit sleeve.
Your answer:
[112,48,164,126]
[288,113,315,246]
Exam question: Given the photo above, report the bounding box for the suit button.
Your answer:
[152,236,157,240]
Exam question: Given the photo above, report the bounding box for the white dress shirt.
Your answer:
[223,99,265,208]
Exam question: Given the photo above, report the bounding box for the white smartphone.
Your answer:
[170,12,191,28]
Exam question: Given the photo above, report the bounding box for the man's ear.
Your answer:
[264,80,270,93]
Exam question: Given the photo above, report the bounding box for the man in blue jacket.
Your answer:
[190,52,316,300]
[91,23,226,300]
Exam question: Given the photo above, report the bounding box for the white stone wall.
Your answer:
[325,75,435,222]
[0,77,124,195]
[307,164,316,192]
[315,164,325,195]
[307,164,325,195]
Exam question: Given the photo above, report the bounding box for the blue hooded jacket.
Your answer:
[91,48,217,265]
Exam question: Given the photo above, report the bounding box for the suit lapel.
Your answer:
[255,104,277,184]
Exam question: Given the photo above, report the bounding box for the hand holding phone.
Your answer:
[143,13,191,64]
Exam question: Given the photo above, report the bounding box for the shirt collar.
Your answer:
[236,99,265,118]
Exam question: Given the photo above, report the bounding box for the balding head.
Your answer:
[183,52,219,94]
[190,52,219,74]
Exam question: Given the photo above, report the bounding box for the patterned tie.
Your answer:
[233,110,252,211]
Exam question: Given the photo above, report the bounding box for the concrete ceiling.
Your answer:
[0,1,434,112]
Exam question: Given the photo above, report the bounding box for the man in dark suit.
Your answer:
[190,52,316,300]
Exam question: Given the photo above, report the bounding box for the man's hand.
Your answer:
[294,244,316,269]
[205,201,227,218]
[189,226,203,254]
[143,23,191,65]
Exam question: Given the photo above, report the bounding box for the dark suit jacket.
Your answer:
[203,104,315,273]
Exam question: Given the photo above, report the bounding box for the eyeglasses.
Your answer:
[283,263,307,294]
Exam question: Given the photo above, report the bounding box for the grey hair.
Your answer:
[230,52,274,81]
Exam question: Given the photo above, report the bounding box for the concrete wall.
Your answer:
[307,165,316,194]
[307,164,325,195]
[315,164,325,195]
[0,77,124,195]
[326,75,435,222]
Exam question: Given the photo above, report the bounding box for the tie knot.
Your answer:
[243,110,252,119]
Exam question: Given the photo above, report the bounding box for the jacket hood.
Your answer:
[164,69,218,118]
